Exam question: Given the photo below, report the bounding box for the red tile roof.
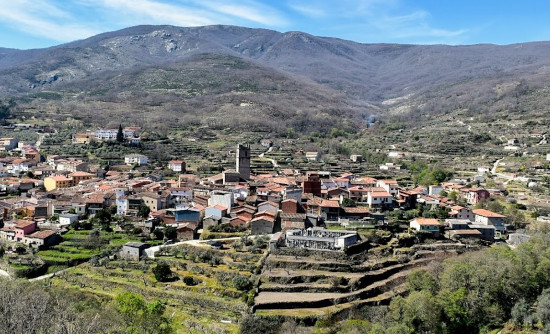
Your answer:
[27,230,56,239]
[320,200,340,208]
[413,218,441,226]
[16,220,35,229]
[473,209,506,218]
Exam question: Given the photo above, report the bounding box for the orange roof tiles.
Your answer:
[320,200,340,208]
[473,209,506,218]
[413,218,441,225]
[28,230,56,239]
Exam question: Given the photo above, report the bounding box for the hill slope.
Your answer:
[2,24,550,136]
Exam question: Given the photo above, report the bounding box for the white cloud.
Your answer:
[90,0,216,26]
[288,0,468,44]
[0,0,289,45]
[288,4,327,18]
[0,0,99,42]
[367,10,468,43]
[0,0,469,46]
[198,0,288,26]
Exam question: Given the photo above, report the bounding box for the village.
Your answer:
[0,122,541,281]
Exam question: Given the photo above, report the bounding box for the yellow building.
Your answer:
[44,176,72,191]
[72,133,94,144]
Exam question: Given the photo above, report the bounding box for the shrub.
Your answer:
[15,244,27,255]
[152,262,172,282]
[232,274,251,291]
[183,276,200,286]
[239,314,279,334]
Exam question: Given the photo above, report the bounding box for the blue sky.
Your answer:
[1,0,549,49]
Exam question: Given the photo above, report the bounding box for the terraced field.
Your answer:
[48,241,268,334]
[254,247,461,320]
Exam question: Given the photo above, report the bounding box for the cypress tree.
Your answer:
[116,124,124,142]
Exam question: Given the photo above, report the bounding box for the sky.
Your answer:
[1,0,550,50]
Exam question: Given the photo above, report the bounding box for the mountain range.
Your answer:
[1,25,550,134]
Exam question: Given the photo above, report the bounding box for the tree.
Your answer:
[107,205,118,215]
[116,124,124,143]
[448,190,458,201]
[95,209,112,225]
[138,204,151,219]
[408,269,438,295]
[114,291,172,334]
[231,241,243,252]
[153,229,164,240]
[511,298,531,326]
[15,244,26,255]
[232,274,251,291]
[0,99,14,122]
[341,198,356,207]
[152,262,173,282]
[506,207,526,228]
[164,226,177,240]
[537,289,550,327]
[239,314,279,334]
[83,229,105,250]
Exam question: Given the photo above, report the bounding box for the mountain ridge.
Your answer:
[2,24,550,135]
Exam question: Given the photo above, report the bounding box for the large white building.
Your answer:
[285,227,358,250]
[94,129,118,140]
[124,154,148,166]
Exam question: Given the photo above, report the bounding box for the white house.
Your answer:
[7,159,30,175]
[125,154,148,166]
[449,205,474,221]
[94,129,118,140]
[367,191,393,210]
[410,218,441,238]
[168,160,186,172]
[123,127,141,138]
[473,209,506,231]
[379,163,401,171]
[377,180,399,197]
[209,191,233,213]
[388,151,405,158]
[169,188,193,205]
[305,152,321,162]
[59,213,79,227]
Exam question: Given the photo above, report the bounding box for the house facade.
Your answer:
[410,218,441,238]
[473,209,506,231]
[124,154,148,166]
[168,160,186,172]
